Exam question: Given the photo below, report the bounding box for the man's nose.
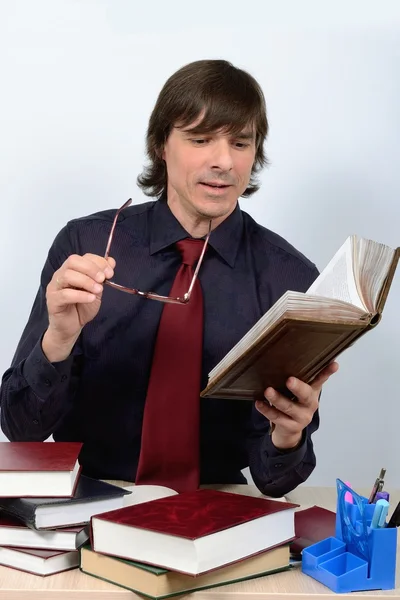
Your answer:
[209,139,233,171]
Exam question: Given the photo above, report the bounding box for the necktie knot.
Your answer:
[176,238,205,267]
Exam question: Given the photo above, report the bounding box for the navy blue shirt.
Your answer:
[0,198,320,496]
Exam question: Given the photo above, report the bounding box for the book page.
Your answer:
[122,484,178,507]
[306,237,366,310]
[357,238,396,312]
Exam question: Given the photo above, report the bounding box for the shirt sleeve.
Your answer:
[246,400,319,497]
[0,225,82,441]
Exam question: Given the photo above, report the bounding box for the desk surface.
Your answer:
[0,482,398,599]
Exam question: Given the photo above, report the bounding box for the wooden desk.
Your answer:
[0,483,398,599]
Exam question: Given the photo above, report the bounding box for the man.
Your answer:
[0,59,338,496]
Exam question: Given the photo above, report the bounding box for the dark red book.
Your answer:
[0,545,79,575]
[0,442,82,497]
[291,505,336,557]
[91,489,298,575]
[0,513,89,550]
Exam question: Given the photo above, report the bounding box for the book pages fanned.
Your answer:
[201,236,399,401]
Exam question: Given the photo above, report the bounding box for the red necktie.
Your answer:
[135,239,205,492]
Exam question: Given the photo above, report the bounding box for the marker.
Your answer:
[377,500,389,528]
[371,499,389,529]
[344,481,354,504]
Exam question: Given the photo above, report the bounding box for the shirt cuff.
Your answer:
[261,429,308,476]
[22,336,74,402]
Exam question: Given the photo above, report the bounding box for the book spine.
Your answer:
[0,499,37,529]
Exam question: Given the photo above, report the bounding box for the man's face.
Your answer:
[162,121,257,222]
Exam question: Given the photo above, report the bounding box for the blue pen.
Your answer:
[371,503,383,528]
[377,500,389,528]
[371,499,389,529]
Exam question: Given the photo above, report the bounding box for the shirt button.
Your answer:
[61,375,67,382]
[274,463,283,468]
[44,378,51,387]
[32,419,39,425]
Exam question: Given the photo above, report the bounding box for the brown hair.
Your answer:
[137,59,269,198]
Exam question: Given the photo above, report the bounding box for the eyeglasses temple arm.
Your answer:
[104,198,133,259]
[185,220,212,299]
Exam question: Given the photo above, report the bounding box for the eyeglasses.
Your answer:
[104,198,211,304]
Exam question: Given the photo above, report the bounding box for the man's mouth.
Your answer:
[199,182,231,189]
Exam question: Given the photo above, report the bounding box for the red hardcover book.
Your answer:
[291,505,336,557]
[91,489,298,575]
[0,545,79,576]
[0,442,82,497]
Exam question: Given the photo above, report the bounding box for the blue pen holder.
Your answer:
[302,480,397,593]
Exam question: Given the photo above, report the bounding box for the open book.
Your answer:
[122,484,287,507]
[201,235,399,400]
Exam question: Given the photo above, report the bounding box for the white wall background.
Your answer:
[0,0,399,488]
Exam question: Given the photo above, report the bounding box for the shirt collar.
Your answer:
[149,198,243,268]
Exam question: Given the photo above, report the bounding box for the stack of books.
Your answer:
[0,442,130,576]
[82,484,298,598]
[0,442,298,598]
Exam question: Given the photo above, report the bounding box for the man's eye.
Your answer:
[191,139,207,145]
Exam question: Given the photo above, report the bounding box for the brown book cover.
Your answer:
[80,543,290,599]
[201,240,399,401]
[0,442,82,497]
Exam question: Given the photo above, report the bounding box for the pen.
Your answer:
[387,501,400,528]
[371,501,384,528]
[377,500,389,528]
[368,468,386,503]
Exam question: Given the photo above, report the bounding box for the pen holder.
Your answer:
[301,481,397,593]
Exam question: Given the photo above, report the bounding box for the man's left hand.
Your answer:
[256,361,339,450]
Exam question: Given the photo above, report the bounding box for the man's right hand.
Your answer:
[42,253,115,363]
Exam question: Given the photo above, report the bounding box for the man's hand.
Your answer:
[42,253,115,363]
[256,361,339,450]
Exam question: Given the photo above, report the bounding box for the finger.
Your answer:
[255,400,300,435]
[285,361,339,402]
[106,256,116,270]
[264,388,307,423]
[285,377,313,406]
[61,254,114,284]
[55,269,104,296]
[83,253,115,278]
[51,288,97,309]
[256,399,287,424]
[310,361,339,391]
